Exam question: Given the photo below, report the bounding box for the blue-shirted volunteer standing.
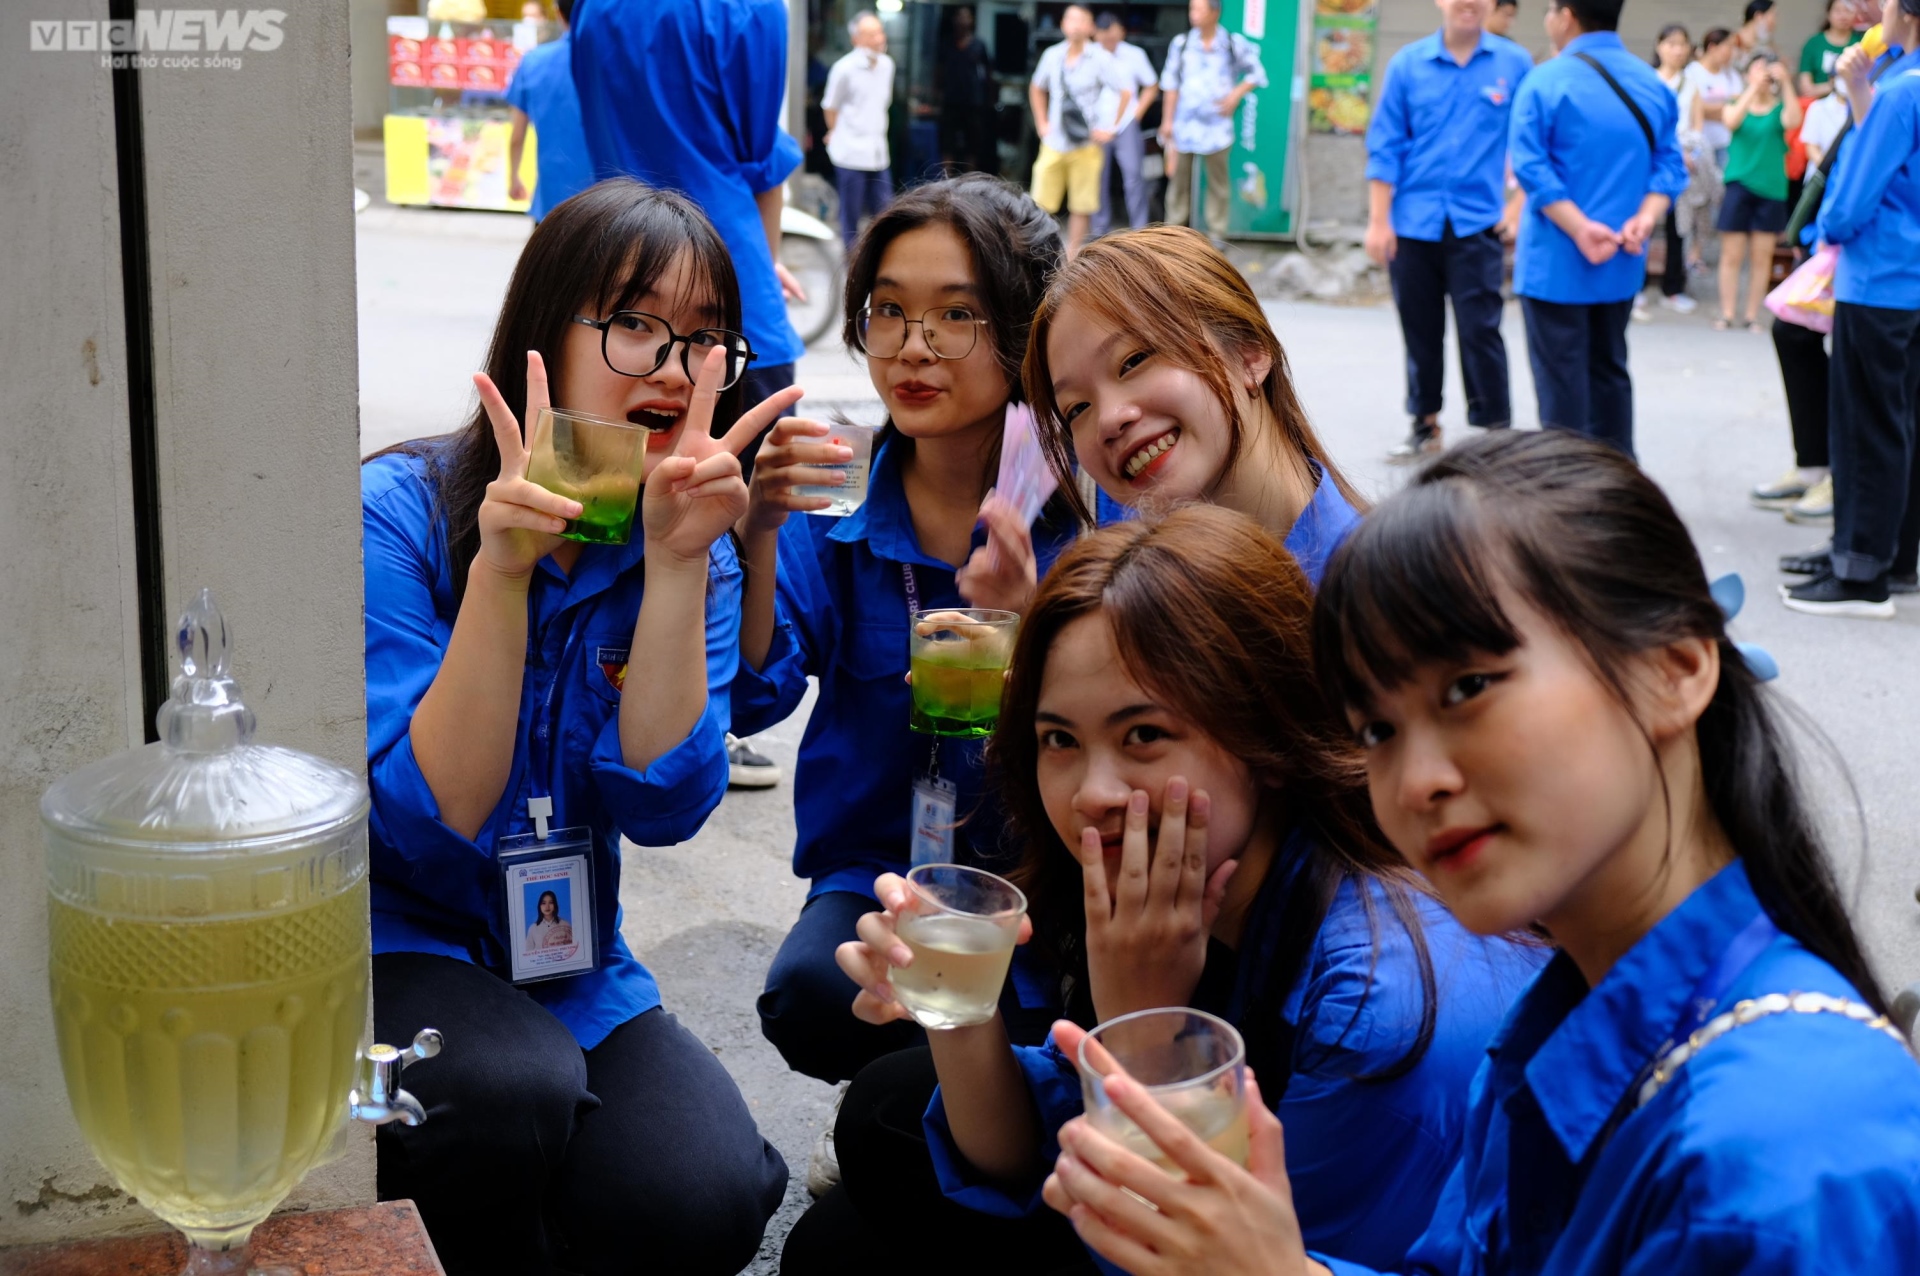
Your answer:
[569,0,805,404]
[1367,21,1533,457]
[930,828,1547,1274]
[1315,862,1920,1276]
[503,28,593,223]
[1793,38,1920,616]
[1508,5,1686,456]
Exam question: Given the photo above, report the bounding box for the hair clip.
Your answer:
[1710,573,1780,683]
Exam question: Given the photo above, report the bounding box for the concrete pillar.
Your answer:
[1,2,371,1245]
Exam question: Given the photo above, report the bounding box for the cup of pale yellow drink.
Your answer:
[1078,1007,1250,1174]
[889,864,1026,1029]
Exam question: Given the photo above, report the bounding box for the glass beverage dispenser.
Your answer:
[41,592,438,1275]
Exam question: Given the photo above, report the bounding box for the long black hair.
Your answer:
[367,179,743,603]
[1313,431,1885,1013]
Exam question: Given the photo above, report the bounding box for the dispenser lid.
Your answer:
[40,590,368,852]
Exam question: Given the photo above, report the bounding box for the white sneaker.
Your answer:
[1631,295,1651,323]
[725,734,781,789]
[1660,294,1698,314]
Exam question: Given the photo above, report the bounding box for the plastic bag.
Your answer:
[1765,244,1838,334]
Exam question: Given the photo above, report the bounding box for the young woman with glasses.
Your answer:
[732,175,1078,1091]
[1026,226,1367,587]
[360,180,790,1275]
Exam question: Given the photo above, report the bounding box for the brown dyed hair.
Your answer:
[993,505,1437,1082]
[1022,226,1364,526]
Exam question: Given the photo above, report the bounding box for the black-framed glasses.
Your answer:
[855,304,989,360]
[571,311,757,390]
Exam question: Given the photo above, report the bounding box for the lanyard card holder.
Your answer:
[499,814,600,985]
[910,738,958,868]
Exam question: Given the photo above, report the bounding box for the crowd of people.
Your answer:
[363,0,1920,1273]
[1363,0,1917,617]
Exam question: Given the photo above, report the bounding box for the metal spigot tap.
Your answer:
[350,1028,443,1127]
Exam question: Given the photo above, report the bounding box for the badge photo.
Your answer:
[500,828,599,983]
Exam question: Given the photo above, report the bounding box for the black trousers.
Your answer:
[759,890,927,1083]
[374,953,788,1276]
[1651,206,1686,298]
[1828,301,1920,582]
[1771,316,1831,469]
[1388,224,1512,427]
[781,1047,1099,1276]
[1520,296,1636,456]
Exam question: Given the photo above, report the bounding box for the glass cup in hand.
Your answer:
[524,407,652,545]
[1078,1007,1250,1176]
[793,420,877,517]
[890,864,1027,1029]
[909,609,1018,737]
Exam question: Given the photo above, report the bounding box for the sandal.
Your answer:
[1713,316,1735,330]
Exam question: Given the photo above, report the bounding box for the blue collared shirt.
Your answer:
[362,451,739,1049]
[569,0,804,368]
[1092,461,1361,587]
[503,33,594,223]
[1367,31,1533,240]
[731,431,1079,896]
[1820,53,1920,309]
[1320,861,1920,1276]
[925,827,1547,1272]
[1509,33,1688,305]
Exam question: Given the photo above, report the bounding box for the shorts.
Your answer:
[1031,142,1104,215]
[1717,180,1788,234]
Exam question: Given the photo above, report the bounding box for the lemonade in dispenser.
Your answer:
[41,591,440,1274]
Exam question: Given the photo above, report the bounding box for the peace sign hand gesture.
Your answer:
[473,351,581,582]
[1077,778,1239,1024]
[643,347,804,568]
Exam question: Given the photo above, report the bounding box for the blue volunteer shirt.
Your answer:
[503,32,594,222]
[1319,860,1920,1276]
[1367,30,1534,240]
[1509,32,1688,305]
[1819,53,1920,309]
[570,0,804,369]
[363,451,739,1049]
[1092,460,1361,586]
[731,431,1078,897]
[926,826,1547,1273]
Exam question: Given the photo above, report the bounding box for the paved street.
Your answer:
[357,205,1919,1272]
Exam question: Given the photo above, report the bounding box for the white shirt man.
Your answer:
[824,12,896,248]
[1092,15,1159,235]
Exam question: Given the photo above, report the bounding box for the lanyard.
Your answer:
[526,619,581,836]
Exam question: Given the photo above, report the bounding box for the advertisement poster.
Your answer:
[1219,0,1302,238]
[1309,0,1378,134]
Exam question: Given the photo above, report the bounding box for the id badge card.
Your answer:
[911,776,959,867]
[499,825,601,984]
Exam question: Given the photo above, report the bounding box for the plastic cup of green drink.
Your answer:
[524,407,650,546]
[910,609,1018,737]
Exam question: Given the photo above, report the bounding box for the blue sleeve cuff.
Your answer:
[1364,155,1402,185]
[729,617,810,737]
[1314,1256,1389,1276]
[740,129,804,196]
[924,1040,1084,1217]
[589,693,729,847]
[368,730,499,925]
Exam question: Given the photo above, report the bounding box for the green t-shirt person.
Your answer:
[1726,103,1789,202]
[1799,28,1861,87]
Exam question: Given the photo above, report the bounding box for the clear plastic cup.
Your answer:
[890,864,1027,1029]
[794,420,877,517]
[1078,1008,1250,1175]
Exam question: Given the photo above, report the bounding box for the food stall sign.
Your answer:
[1219,0,1304,237]
[1307,0,1378,135]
